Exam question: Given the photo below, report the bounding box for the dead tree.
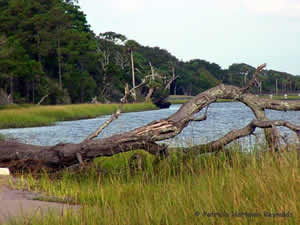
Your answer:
[0,64,299,173]
[144,62,178,106]
[144,62,160,102]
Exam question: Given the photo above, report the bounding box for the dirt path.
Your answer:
[0,176,75,224]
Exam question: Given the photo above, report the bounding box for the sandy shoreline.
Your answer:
[0,176,74,223]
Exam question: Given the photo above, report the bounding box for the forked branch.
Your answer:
[190,105,209,122]
[241,63,266,93]
[165,75,179,90]
[188,119,300,154]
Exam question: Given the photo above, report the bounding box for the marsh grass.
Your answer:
[169,99,234,104]
[168,95,235,104]
[268,95,300,100]
[169,95,300,104]
[0,103,157,129]
[8,146,299,225]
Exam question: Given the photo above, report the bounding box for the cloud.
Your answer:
[111,0,300,17]
[243,0,300,17]
[104,0,199,14]
[107,0,146,13]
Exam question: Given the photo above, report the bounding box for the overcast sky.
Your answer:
[78,0,300,75]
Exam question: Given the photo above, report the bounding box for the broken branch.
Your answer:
[188,119,300,154]
[241,63,266,93]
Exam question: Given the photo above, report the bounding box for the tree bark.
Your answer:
[32,80,35,103]
[57,36,62,90]
[145,88,155,102]
[130,50,136,101]
[185,120,299,154]
[37,94,49,105]
[9,75,13,101]
[1,77,299,173]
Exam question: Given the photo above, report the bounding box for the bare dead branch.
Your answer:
[241,63,266,93]
[190,105,209,122]
[37,94,49,105]
[188,119,300,154]
[165,75,179,90]
[85,78,150,141]
[85,108,122,141]
[85,84,131,141]
[256,98,300,111]
[239,91,300,149]
[145,87,155,102]
[149,61,155,80]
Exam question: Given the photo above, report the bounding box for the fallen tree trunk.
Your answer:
[0,65,299,172]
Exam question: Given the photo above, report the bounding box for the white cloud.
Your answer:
[243,0,300,17]
[107,0,146,13]
[89,0,300,16]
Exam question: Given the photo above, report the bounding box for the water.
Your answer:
[0,102,299,148]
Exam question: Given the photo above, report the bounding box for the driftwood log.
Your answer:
[0,64,299,172]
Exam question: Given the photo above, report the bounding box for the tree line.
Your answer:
[0,0,299,105]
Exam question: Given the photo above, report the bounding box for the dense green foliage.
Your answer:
[0,0,299,105]
[9,148,299,225]
[225,63,300,95]
[0,0,97,104]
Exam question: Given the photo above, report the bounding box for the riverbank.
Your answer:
[168,95,234,104]
[0,103,157,129]
[7,147,299,225]
[169,99,234,104]
[168,95,300,104]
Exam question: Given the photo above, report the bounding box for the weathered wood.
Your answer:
[37,94,49,105]
[145,87,155,102]
[0,65,299,172]
[185,120,300,154]
[0,89,10,105]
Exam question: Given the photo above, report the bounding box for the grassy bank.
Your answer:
[168,94,300,104]
[261,95,300,101]
[169,98,234,104]
[168,95,235,104]
[168,95,193,104]
[8,147,299,225]
[0,103,157,129]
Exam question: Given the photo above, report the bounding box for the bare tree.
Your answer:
[0,64,299,173]
[144,62,156,102]
[144,62,178,102]
[125,40,139,101]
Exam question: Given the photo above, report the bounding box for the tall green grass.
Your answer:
[8,147,299,225]
[168,95,300,104]
[0,103,157,129]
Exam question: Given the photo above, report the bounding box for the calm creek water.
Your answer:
[0,102,299,149]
